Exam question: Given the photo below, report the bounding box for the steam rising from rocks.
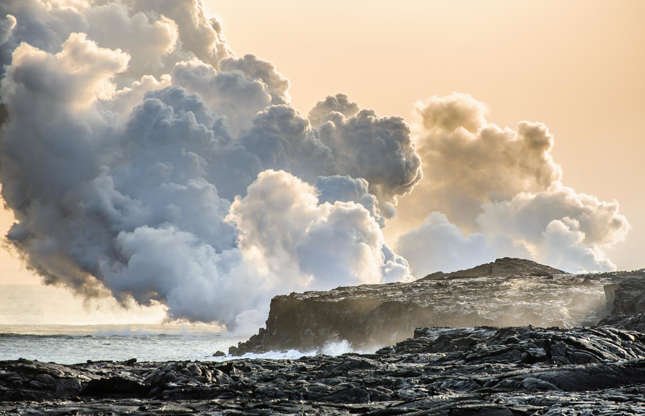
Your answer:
[0,1,629,326]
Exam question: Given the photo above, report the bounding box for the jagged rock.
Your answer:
[82,377,148,397]
[0,359,87,401]
[383,326,645,364]
[1,326,643,414]
[599,313,645,332]
[231,258,642,355]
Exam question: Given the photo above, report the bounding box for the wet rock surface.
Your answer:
[1,325,644,414]
[231,258,643,355]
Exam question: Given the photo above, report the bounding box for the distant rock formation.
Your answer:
[419,257,565,280]
[230,258,644,355]
[600,275,645,332]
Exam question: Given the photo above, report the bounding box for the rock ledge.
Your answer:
[231,258,643,355]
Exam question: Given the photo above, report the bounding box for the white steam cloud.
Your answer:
[395,94,629,275]
[0,0,417,327]
[0,1,629,327]
[0,14,15,46]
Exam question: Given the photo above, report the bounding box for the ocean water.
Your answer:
[0,325,240,364]
[0,272,617,364]
[0,324,355,364]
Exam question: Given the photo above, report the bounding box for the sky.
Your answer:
[0,0,643,325]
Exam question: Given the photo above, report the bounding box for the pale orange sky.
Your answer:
[0,0,643,323]
[206,0,645,269]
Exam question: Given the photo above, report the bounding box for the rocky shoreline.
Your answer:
[1,324,644,415]
[1,258,643,414]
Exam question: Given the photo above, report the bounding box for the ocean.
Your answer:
[0,324,355,364]
[0,285,350,363]
[0,325,241,363]
[0,272,614,364]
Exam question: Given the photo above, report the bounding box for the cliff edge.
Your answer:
[230,258,644,355]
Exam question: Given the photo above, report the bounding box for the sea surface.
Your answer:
[0,324,241,364]
[0,272,615,364]
[0,324,354,364]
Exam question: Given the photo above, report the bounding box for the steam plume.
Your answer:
[0,1,629,327]
[0,1,416,326]
[395,94,629,275]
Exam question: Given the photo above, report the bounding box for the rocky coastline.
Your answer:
[230,258,643,355]
[1,324,644,414]
[1,258,643,415]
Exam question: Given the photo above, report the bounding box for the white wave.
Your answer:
[209,339,372,362]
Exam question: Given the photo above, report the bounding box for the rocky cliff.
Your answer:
[600,275,645,332]
[230,258,645,355]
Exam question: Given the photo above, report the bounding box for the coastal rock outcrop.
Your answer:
[599,275,645,331]
[231,258,644,355]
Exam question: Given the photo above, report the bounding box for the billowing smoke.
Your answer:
[0,0,418,327]
[396,212,525,275]
[0,14,15,46]
[395,94,629,275]
[230,170,409,289]
[397,93,562,231]
[0,1,629,327]
[0,0,227,79]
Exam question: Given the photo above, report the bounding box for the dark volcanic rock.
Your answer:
[82,377,149,397]
[388,326,645,365]
[1,326,643,415]
[231,258,643,355]
[600,313,645,332]
[0,359,86,401]
[420,257,565,279]
[3,259,642,414]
